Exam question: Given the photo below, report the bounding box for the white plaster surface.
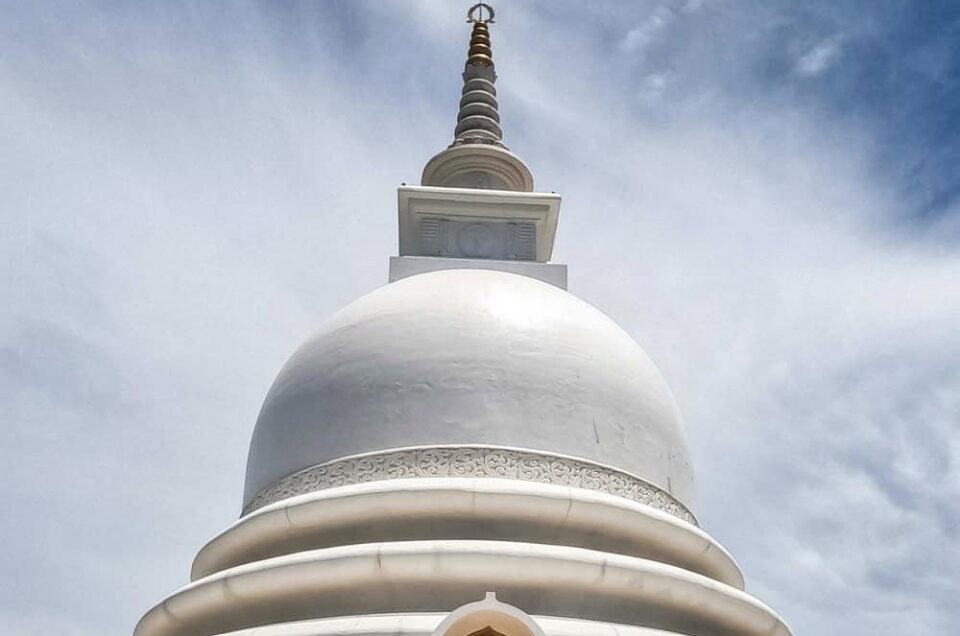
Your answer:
[243,269,693,508]
[193,478,741,587]
[389,256,568,288]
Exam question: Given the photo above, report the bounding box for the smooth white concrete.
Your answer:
[389,257,568,288]
[135,541,790,636]
[244,269,693,509]
[193,478,741,589]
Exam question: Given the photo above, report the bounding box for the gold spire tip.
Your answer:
[465,3,495,67]
[466,3,495,24]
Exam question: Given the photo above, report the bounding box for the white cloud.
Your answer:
[796,36,844,76]
[638,71,674,102]
[619,6,675,55]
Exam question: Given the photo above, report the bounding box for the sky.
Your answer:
[2,1,959,634]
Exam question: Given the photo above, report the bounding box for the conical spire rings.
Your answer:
[466,21,494,67]
[422,3,533,191]
[454,7,504,147]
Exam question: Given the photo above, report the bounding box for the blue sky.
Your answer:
[2,2,959,635]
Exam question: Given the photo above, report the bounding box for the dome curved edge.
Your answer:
[243,269,694,510]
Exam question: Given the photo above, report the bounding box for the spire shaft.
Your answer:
[422,3,533,191]
[453,5,504,147]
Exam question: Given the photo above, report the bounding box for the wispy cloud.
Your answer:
[620,6,675,55]
[795,36,844,76]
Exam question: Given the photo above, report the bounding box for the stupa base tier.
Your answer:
[136,539,789,636]
[195,478,731,585]
[209,613,734,636]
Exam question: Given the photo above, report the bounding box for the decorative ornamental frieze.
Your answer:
[243,446,697,525]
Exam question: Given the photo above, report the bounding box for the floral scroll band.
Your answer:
[243,445,696,526]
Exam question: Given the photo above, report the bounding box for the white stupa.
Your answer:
[134,5,792,636]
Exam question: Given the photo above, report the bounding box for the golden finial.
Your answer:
[466,3,495,24]
[451,2,503,147]
[466,3,495,67]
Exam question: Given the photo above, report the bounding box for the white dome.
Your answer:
[244,269,693,509]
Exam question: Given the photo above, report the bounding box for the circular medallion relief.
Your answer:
[457,223,497,258]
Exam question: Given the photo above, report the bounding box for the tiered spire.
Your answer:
[422,2,533,191]
[453,3,504,147]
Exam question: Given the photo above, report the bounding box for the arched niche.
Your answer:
[432,593,545,636]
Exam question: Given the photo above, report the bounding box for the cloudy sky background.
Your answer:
[3,1,959,634]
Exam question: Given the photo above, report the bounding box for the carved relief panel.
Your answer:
[419,217,536,261]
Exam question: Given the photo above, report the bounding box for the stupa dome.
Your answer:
[243,269,693,511]
[135,9,795,636]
